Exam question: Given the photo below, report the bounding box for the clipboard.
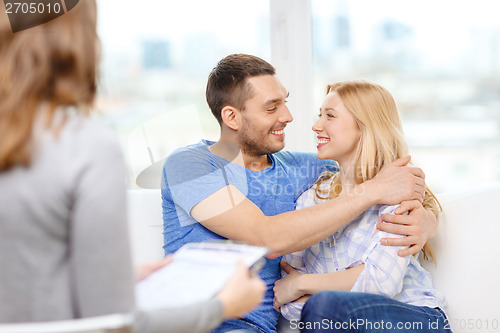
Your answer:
[135,241,268,310]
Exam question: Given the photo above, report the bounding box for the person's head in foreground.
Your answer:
[0,0,98,171]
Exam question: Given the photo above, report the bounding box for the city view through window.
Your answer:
[96,0,500,192]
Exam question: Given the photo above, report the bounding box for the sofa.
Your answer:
[127,183,500,333]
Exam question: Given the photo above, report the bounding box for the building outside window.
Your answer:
[97,0,500,192]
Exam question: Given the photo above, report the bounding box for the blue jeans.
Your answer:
[212,319,265,333]
[300,291,453,332]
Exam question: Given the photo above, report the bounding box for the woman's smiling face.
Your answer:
[312,91,361,166]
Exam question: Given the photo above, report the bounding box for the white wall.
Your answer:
[270,0,315,153]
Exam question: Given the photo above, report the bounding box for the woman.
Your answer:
[0,2,265,332]
[273,81,451,332]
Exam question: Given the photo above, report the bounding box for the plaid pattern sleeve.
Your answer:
[280,254,306,321]
[279,183,447,317]
[280,300,305,321]
[351,205,411,297]
[281,187,311,275]
[280,247,307,320]
[279,186,315,320]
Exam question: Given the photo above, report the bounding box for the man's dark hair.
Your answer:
[206,54,276,124]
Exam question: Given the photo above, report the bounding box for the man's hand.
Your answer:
[377,200,438,257]
[363,156,426,205]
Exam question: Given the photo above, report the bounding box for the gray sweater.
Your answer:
[0,111,223,333]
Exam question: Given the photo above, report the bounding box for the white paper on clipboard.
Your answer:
[135,241,268,311]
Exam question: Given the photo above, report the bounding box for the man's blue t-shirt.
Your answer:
[161,140,334,333]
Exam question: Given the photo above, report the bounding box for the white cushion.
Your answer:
[127,189,164,265]
[422,183,500,333]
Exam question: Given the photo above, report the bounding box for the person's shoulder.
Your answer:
[297,173,336,205]
[163,140,217,182]
[48,112,125,177]
[61,112,121,154]
[272,151,317,167]
[165,140,210,165]
[274,150,316,162]
[170,140,211,155]
[296,179,324,208]
[316,176,334,191]
[273,151,337,171]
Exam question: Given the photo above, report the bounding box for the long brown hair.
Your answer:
[0,0,98,171]
[315,80,441,261]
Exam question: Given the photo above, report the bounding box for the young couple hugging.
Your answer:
[162,54,452,333]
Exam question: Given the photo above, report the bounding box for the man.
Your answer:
[161,54,436,333]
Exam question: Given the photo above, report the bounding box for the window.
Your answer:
[96,0,270,188]
[96,0,500,192]
[311,0,500,192]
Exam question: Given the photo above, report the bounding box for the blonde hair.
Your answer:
[0,0,98,171]
[315,80,441,261]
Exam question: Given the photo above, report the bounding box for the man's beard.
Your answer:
[238,124,284,157]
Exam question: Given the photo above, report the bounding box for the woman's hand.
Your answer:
[215,260,266,319]
[377,199,438,257]
[273,261,305,311]
[134,256,173,282]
